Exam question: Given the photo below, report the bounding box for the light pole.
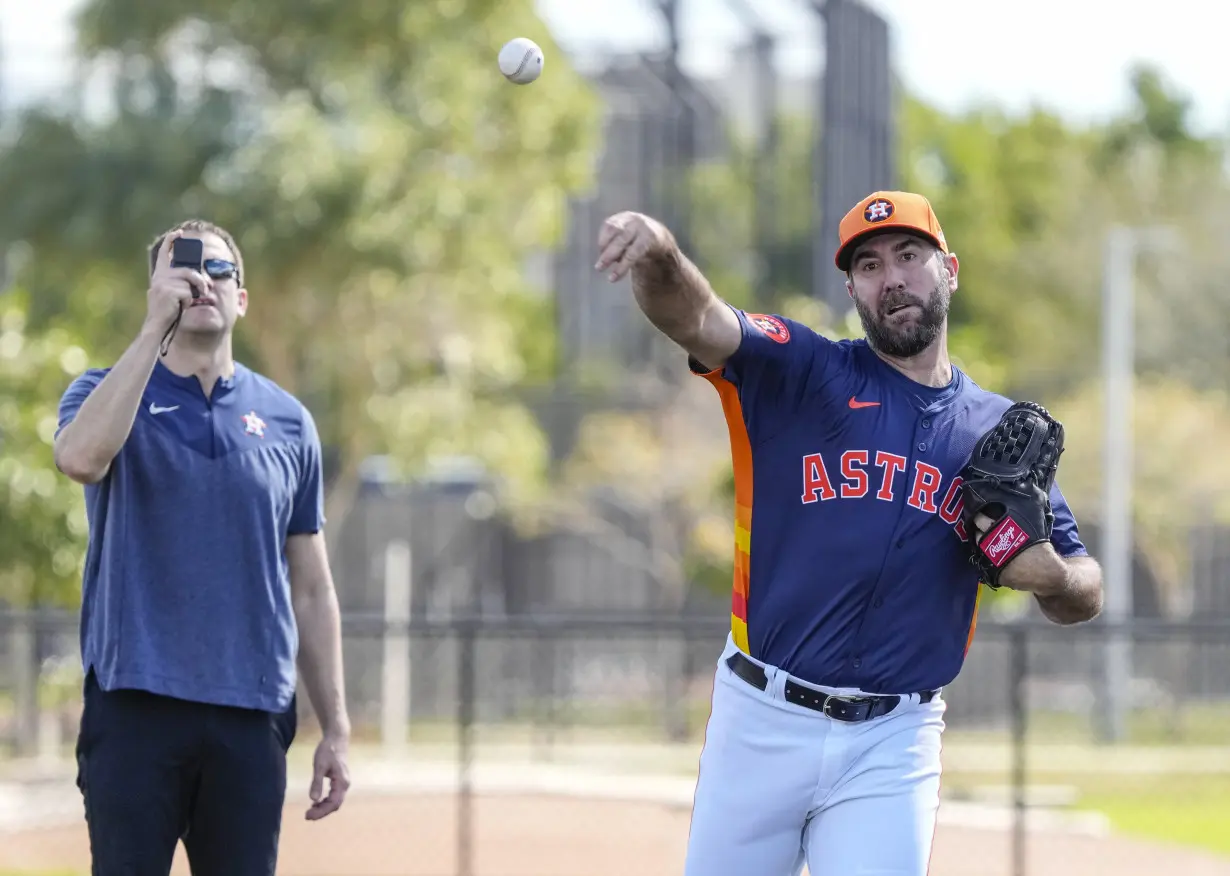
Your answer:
[1097,224,1179,743]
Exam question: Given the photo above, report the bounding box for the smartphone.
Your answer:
[170,237,205,299]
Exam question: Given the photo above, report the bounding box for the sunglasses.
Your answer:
[203,258,240,282]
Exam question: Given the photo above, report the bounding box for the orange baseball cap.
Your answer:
[834,190,948,271]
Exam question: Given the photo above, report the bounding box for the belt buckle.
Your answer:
[821,694,868,721]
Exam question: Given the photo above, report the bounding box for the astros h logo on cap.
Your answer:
[835,190,949,272]
[864,198,894,223]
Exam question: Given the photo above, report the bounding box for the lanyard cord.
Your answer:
[160,303,184,357]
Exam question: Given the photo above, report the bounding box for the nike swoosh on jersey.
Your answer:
[149,403,180,414]
[848,397,880,409]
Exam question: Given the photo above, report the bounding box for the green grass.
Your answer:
[1078,773,1230,856]
[938,702,1230,748]
[1013,702,1230,747]
[943,769,1230,857]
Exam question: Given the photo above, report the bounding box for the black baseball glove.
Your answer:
[960,401,1065,589]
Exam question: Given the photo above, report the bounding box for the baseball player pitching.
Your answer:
[594,190,1104,875]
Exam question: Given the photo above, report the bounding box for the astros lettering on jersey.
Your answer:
[689,194,1087,696]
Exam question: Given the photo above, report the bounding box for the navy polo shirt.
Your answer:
[694,308,1088,694]
[57,360,325,713]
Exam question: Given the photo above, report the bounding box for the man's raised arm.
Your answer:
[596,211,742,372]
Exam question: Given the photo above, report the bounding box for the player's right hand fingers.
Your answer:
[595,226,634,272]
[597,223,645,274]
[606,234,650,282]
[596,213,631,251]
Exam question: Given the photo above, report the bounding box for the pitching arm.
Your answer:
[596,212,742,372]
[630,247,742,373]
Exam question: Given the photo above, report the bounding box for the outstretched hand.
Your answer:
[595,211,674,282]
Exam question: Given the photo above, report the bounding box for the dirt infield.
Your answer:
[3,790,1230,876]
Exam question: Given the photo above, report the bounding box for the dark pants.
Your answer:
[75,670,297,876]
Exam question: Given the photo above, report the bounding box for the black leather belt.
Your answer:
[725,651,937,723]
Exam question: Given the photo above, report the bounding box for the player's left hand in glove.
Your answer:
[959,401,1065,589]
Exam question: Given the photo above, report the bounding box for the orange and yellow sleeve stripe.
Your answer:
[700,370,753,655]
[964,585,981,657]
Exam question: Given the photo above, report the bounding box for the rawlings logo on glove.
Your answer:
[981,517,1031,567]
[959,401,1065,589]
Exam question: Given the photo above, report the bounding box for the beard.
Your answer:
[854,278,950,358]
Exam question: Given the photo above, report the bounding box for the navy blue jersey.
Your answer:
[693,308,1087,694]
[57,360,324,712]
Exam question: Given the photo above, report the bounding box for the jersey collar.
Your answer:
[859,341,964,410]
[152,359,245,400]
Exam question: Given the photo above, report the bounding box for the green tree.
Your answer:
[0,0,603,529]
[0,292,90,606]
[1098,63,1217,169]
[897,65,1230,399]
[685,113,818,313]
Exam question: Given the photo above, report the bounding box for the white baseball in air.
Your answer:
[498,37,544,85]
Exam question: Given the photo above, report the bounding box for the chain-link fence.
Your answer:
[2,608,1230,875]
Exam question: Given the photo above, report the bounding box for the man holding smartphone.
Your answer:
[53,219,351,875]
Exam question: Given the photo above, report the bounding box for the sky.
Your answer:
[2,0,1228,135]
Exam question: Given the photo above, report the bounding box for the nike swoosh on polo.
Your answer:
[848,397,880,409]
[149,403,180,415]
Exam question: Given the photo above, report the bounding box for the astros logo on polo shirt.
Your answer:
[242,410,266,438]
